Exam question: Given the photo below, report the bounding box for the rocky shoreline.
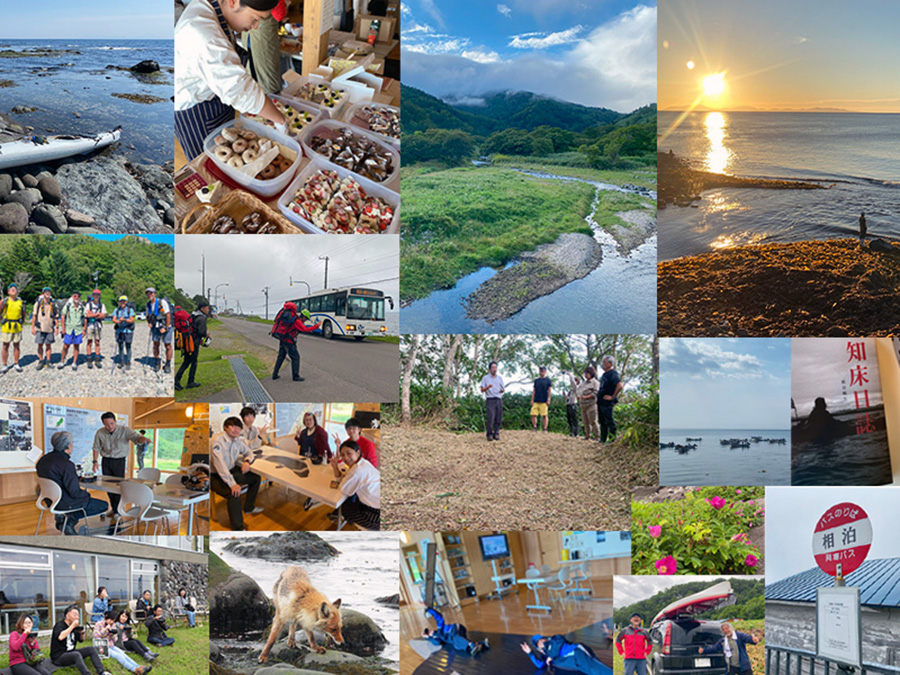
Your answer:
[465,232,602,322]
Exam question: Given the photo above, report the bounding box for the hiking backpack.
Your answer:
[270,307,299,341]
[173,306,194,350]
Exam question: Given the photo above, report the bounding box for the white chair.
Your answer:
[568,562,591,599]
[192,596,207,626]
[547,567,572,603]
[114,481,176,535]
[137,467,161,482]
[35,478,89,536]
[163,474,197,534]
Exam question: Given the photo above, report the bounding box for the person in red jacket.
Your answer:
[271,303,319,382]
[9,614,52,675]
[332,417,378,468]
[616,613,652,675]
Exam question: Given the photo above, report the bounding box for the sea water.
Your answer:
[659,428,791,486]
[792,426,892,486]
[0,38,173,164]
[211,531,400,668]
[658,111,900,260]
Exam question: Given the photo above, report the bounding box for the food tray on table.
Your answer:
[281,76,351,120]
[242,94,323,145]
[278,156,400,234]
[342,101,400,148]
[203,118,302,198]
[181,190,302,234]
[301,119,400,189]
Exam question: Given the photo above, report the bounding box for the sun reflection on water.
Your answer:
[704,112,732,174]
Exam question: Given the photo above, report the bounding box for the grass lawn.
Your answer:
[0,622,209,675]
[493,157,657,189]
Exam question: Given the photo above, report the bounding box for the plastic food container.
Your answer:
[278,156,400,234]
[301,119,401,189]
[241,94,323,146]
[342,101,400,148]
[280,76,351,120]
[203,118,302,198]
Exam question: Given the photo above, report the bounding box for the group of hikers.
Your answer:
[7,587,186,675]
[480,356,624,442]
[0,284,179,374]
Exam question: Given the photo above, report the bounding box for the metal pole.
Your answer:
[318,255,329,289]
[262,287,270,320]
[201,254,205,298]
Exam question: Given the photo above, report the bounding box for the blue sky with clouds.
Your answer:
[0,0,171,39]
[402,0,657,111]
[660,338,792,430]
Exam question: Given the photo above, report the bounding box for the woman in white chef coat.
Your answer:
[175,0,287,159]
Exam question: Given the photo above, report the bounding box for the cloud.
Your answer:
[419,0,445,28]
[497,3,512,18]
[461,48,502,63]
[400,2,411,16]
[443,96,487,107]
[509,25,584,49]
[661,338,769,380]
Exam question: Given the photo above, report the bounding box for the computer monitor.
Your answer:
[478,533,510,561]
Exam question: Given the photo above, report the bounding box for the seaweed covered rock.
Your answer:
[222,531,340,562]
[209,551,274,638]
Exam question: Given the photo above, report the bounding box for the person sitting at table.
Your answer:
[50,605,107,675]
[210,416,263,530]
[329,440,380,530]
[331,417,379,468]
[90,587,109,623]
[175,588,196,628]
[239,406,269,450]
[35,430,108,535]
[174,0,288,160]
[135,591,153,624]
[114,609,156,662]
[145,606,175,647]
[93,611,152,674]
[9,613,53,675]
[295,412,330,464]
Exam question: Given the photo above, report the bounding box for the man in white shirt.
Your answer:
[92,412,152,517]
[210,416,263,530]
[239,405,269,450]
[174,0,287,159]
[480,361,506,442]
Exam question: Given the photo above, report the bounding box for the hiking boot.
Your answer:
[36,361,44,371]
[292,376,304,381]
[163,361,171,374]
[13,363,21,372]
[87,359,93,369]
[469,642,484,657]
[125,362,132,371]
[272,373,280,380]
[117,361,123,369]
[58,361,66,370]
[187,382,201,388]
[174,382,183,391]
[245,506,264,515]
[0,364,9,374]
[72,363,78,372]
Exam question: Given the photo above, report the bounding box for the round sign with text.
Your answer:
[812,502,872,577]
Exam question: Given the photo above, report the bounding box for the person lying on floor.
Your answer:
[521,634,612,675]
[422,607,490,656]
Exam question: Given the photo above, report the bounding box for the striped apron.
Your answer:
[174,0,250,160]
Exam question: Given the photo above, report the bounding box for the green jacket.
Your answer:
[62,299,86,336]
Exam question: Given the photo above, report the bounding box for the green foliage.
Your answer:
[617,387,659,449]
[405,128,477,166]
[613,577,765,626]
[631,487,766,575]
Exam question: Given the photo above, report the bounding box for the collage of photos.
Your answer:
[0,0,898,674]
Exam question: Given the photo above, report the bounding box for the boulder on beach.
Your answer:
[255,667,323,675]
[37,175,62,205]
[0,202,28,233]
[209,551,274,638]
[10,105,37,114]
[222,532,341,562]
[65,209,96,227]
[32,204,68,234]
[375,594,399,607]
[0,174,12,200]
[130,60,160,73]
[22,174,38,188]
[0,112,27,143]
[340,608,389,656]
[5,187,41,213]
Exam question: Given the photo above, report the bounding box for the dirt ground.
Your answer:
[382,426,659,530]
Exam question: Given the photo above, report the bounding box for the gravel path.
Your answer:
[0,322,172,397]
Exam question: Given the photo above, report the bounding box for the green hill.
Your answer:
[401,85,499,136]
[452,91,623,133]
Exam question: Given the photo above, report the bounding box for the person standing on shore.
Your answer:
[175,0,287,160]
[858,211,867,248]
[698,622,759,675]
[84,289,107,370]
[145,288,173,374]
[565,372,581,437]
[578,366,600,441]
[597,356,624,443]
[530,366,552,432]
[31,287,58,371]
[112,295,135,370]
[58,290,86,371]
[480,361,506,441]
[0,283,25,374]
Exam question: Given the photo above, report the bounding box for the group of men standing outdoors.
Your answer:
[479,357,624,442]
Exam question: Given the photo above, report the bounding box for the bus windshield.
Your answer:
[347,295,384,321]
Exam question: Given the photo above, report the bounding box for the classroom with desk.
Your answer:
[0,398,210,537]
[207,401,380,531]
[399,530,630,674]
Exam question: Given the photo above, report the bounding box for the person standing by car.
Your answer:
[597,355,624,443]
[698,623,759,675]
[616,613,652,675]
[530,366,552,432]
[480,361,505,441]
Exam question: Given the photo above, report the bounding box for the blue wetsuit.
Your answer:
[425,608,477,652]
[528,634,612,675]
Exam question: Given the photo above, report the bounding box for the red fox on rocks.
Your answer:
[259,566,344,663]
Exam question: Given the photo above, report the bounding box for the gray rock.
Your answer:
[66,226,103,234]
[0,202,28,233]
[210,569,273,638]
[128,162,174,204]
[0,174,11,200]
[11,105,37,114]
[32,204,68,233]
[55,157,164,232]
[22,174,38,188]
[36,170,53,182]
[26,225,55,235]
[340,608,388,656]
[222,532,340,562]
[131,59,160,73]
[869,237,895,253]
[65,209,96,227]
[157,200,171,211]
[302,650,364,666]
[255,667,322,675]
[12,177,24,191]
[163,207,176,225]
[6,188,41,213]
[37,175,62,205]
[375,594,399,607]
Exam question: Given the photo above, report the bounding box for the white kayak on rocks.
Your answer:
[0,127,121,170]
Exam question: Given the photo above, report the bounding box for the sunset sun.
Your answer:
[702,72,727,98]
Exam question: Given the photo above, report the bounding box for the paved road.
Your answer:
[211,316,399,403]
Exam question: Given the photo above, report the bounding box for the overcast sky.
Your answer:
[792,338,883,417]
[615,575,762,609]
[661,338,791,430]
[174,235,398,316]
[401,0,656,111]
[766,486,900,583]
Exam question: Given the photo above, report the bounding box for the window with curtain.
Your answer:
[53,552,95,624]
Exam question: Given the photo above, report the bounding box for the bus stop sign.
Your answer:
[813,502,872,577]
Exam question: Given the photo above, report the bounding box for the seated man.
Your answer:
[422,607,489,656]
[35,430,107,535]
[144,606,175,647]
[522,634,612,675]
[210,416,263,530]
[50,604,109,675]
[135,590,153,623]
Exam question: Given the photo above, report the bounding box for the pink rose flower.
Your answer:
[655,556,677,575]
[649,525,662,538]
[709,496,726,510]
[745,554,759,567]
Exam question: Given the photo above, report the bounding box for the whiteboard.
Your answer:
[561,531,632,560]
[275,403,325,439]
[0,398,35,470]
[44,405,129,472]
[209,403,275,436]
[816,586,861,668]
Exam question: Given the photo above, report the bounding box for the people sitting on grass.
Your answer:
[145,606,175,647]
[329,440,380,530]
[135,591,153,623]
[210,416,263,531]
[422,607,489,656]
[51,605,110,675]
[522,634,612,675]
[9,613,52,675]
[90,587,109,623]
[114,609,157,662]
[175,588,196,628]
[92,611,153,674]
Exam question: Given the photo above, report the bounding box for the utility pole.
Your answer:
[318,255,329,289]
[262,286,270,320]
[200,254,206,299]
